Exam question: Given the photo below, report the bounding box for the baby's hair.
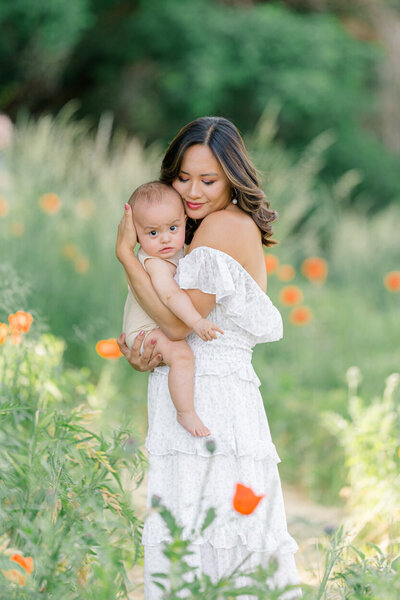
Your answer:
[128,181,178,208]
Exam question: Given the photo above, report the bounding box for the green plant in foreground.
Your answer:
[322,368,400,550]
[0,332,146,599]
[147,440,306,599]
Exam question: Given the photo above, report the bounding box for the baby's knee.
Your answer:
[170,341,194,366]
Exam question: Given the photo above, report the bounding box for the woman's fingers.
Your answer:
[115,203,137,262]
[117,333,130,357]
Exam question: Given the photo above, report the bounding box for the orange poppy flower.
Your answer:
[279,285,303,306]
[0,322,10,344]
[96,339,122,359]
[232,483,265,515]
[10,554,34,575]
[301,257,328,284]
[384,271,400,292]
[264,254,279,274]
[0,197,9,217]
[8,311,33,334]
[11,222,25,237]
[277,264,295,281]
[38,193,61,214]
[289,306,313,325]
[1,568,26,586]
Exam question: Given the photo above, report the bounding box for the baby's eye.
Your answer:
[149,230,157,237]
[170,225,177,232]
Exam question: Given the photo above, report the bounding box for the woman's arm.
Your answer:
[116,203,215,341]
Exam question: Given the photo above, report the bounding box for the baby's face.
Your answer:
[133,190,187,259]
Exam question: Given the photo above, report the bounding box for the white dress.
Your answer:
[142,246,302,599]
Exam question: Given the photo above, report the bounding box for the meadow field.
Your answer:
[0,111,399,598]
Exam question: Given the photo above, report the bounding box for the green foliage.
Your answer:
[0,0,92,108]
[322,368,400,548]
[0,331,146,598]
[148,440,304,599]
[2,0,399,209]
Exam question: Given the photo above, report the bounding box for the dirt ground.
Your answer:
[127,447,345,599]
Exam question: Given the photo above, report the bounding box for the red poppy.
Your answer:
[96,339,122,359]
[279,285,303,306]
[289,306,313,325]
[264,254,279,274]
[232,483,265,515]
[384,271,400,292]
[301,257,327,284]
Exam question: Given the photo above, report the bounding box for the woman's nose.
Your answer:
[188,182,201,199]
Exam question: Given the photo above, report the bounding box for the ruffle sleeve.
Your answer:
[175,246,283,343]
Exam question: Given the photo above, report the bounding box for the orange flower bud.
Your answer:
[10,554,34,575]
[279,285,303,306]
[38,193,61,214]
[301,257,328,284]
[74,255,90,274]
[8,311,33,334]
[0,322,10,344]
[0,197,9,217]
[62,243,79,259]
[264,254,279,274]
[384,271,400,292]
[1,568,27,586]
[289,306,313,326]
[232,483,265,515]
[96,339,122,359]
[277,264,295,282]
[11,222,25,237]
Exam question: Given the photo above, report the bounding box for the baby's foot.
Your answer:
[176,410,211,438]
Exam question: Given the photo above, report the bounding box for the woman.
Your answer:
[116,117,302,599]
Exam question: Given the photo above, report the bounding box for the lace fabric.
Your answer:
[142,246,302,599]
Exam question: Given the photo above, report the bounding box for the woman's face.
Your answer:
[172,144,231,220]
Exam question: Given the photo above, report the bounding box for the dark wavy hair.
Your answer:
[159,116,278,247]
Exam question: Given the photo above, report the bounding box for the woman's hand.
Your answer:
[117,331,163,372]
[116,203,137,264]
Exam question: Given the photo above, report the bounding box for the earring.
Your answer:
[231,189,238,205]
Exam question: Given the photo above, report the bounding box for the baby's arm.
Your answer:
[145,258,224,341]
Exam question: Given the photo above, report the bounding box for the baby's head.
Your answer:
[128,181,187,259]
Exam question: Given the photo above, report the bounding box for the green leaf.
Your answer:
[200,507,216,532]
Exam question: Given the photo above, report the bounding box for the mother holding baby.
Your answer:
[115,116,302,599]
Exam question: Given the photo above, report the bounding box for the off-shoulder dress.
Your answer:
[142,246,302,599]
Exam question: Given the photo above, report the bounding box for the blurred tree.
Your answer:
[1,0,399,207]
[0,0,92,111]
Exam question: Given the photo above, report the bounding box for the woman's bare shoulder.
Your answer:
[190,208,260,261]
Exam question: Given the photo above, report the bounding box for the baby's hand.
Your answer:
[193,318,224,341]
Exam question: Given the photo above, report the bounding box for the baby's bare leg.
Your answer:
[147,329,211,438]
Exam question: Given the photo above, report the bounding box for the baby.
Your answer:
[122,181,223,437]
